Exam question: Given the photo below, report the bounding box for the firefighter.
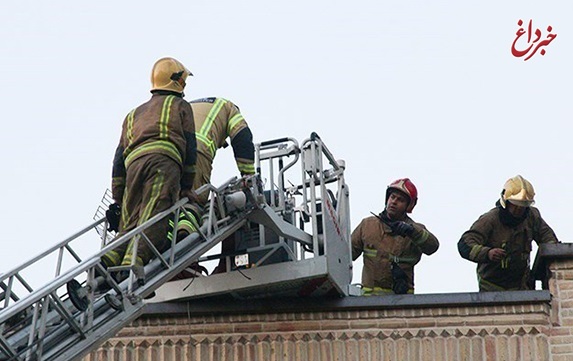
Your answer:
[186,97,255,274]
[189,97,255,205]
[102,57,197,269]
[458,175,559,291]
[351,178,439,295]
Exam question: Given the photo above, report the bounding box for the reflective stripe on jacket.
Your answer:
[112,92,196,202]
[351,215,439,292]
[189,97,254,175]
[458,205,558,291]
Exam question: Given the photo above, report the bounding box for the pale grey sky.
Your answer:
[0,1,570,294]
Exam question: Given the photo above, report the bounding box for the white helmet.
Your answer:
[500,175,535,208]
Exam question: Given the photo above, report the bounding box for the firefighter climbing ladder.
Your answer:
[0,133,351,361]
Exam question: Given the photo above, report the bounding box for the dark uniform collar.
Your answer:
[496,200,529,226]
[375,210,409,225]
[150,90,183,97]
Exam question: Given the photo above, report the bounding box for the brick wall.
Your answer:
[85,244,573,361]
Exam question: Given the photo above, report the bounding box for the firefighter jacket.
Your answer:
[189,97,255,176]
[351,212,439,294]
[458,202,558,291]
[112,91,197,203]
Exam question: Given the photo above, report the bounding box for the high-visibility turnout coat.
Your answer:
[104,91,197,267]
[189,97,254,205]
[458,202,558,291]
[351,213,439,294]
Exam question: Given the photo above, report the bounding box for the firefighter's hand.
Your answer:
[106,203,121,232]
[181,189,200,203]
[390,221,414,237]
[488,248,507,262]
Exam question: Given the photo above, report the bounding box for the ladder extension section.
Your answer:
[152,132,352,302]
[0,175,265,361]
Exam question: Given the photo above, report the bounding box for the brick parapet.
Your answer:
[546,247,573,359]
[88,300,551,361]
[87,244,573,360]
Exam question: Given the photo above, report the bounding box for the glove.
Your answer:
[389,221,414,237]
[105,203,121,232]
[391,261,410,294]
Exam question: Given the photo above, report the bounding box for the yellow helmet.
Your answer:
[150,57,192,94]
[500,175,535,208]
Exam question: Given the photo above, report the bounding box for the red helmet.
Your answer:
[386,178,418,213]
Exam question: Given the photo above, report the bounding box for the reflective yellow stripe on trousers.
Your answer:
[123,169,165,265]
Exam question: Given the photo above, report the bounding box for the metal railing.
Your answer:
[0,175,264,361]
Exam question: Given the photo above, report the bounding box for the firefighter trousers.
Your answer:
[192,151,214,206]
[103,154,181,267]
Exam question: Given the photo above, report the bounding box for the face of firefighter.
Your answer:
[177,76,187,90]
[506,201,527,218]
[385,191,409,220]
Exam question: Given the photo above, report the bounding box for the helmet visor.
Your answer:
[507,198,534,207]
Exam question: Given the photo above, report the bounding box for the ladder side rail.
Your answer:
[72,175,258,304]
[0,219,103,286]
[36,279,143,361]
[0,196,195,357]
[0,219,104,313]
[26,225,208,360]
[37,292,145,361]
[4,176,262,360]
[87,197,195,295]
[54,199,257,360]
[0,257,100,324]
[0,200,175,321]
[83,197,191,277]
[0,206,176,322]
[84,194,209,289]
[47,303,146,361]
[1,284,88,357]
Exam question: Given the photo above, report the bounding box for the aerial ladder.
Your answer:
[0,133,352,361]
